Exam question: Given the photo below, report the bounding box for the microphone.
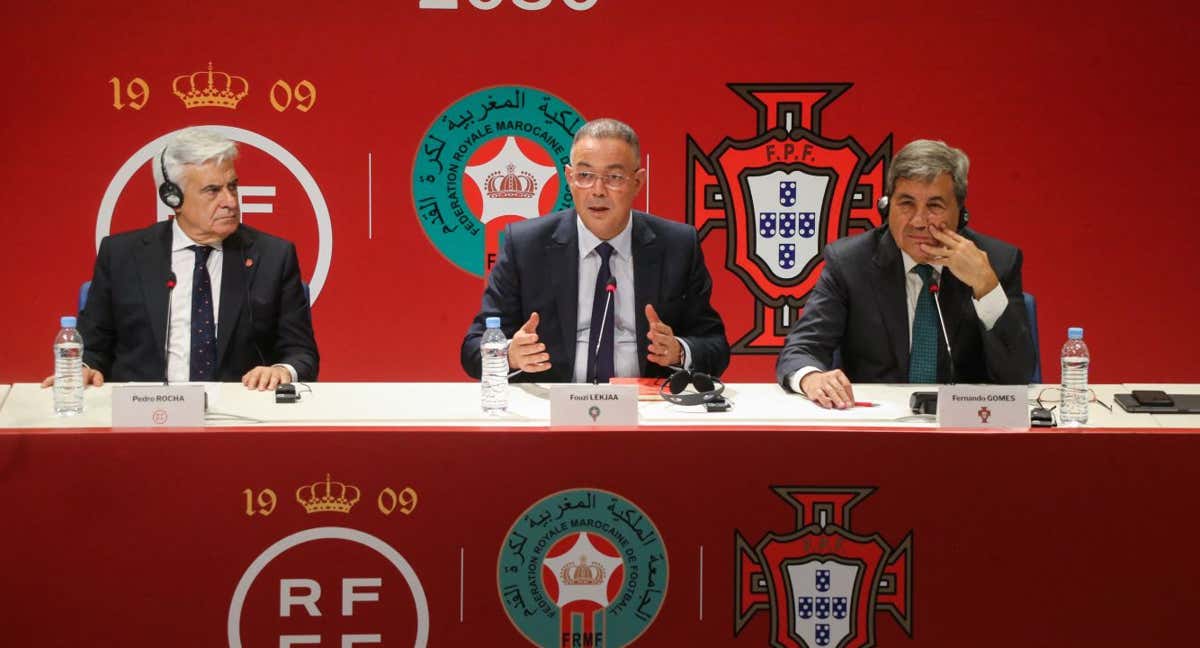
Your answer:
[591,277,617,384]
[163,272,177,385]
[241,246,268,368]
[928,283,956,384]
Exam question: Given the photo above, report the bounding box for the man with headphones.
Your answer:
[45,127,319,390]
[776,139,1034,408]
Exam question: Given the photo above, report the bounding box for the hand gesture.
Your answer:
[508,312,551,373]
[645,304,683,367]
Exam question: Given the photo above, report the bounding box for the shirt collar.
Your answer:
[171,219,224,253]
[576,211,634,261]
[900,250,943,277]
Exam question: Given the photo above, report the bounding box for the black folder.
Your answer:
[1114,393,1200,414]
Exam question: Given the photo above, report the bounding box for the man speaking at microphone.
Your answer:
[45,127,319,390]
[461,118,729,382]
[776,139,1033,408]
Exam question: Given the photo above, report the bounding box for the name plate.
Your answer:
[550,385,638,427]
[937,385,1029,429]
[112,385,206,428]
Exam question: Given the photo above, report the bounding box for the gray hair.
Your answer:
[571,117,641,166]
[153,127,239,194]
[886,139,970,205]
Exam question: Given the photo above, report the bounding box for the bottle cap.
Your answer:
[60,316,77,328]
[1068,326,1083,339]
[485,316,501,329]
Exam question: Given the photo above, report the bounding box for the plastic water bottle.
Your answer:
[1059,327,1090,425]
[481,316,509,415]
[53,315,85,416]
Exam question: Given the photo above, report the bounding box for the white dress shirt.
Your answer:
[787,251,1007,394]
[166,221,224,383]
[571,213,693,383]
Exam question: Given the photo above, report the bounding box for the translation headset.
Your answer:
[877,195,970,231]
[658,367,726,407]
[158,147,184,209]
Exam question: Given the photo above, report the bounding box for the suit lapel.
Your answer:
[549,213,579,376]
[938,266,971,377]
[632,213,660,376]
[138,222,174,366]
[872,230,910,374]
[216,226,255,368]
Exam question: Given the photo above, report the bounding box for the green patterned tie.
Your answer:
[908,264,938,383]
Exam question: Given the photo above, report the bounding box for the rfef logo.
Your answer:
[687,84,891,353]
[734,487,912,648]
[97,125,333,303]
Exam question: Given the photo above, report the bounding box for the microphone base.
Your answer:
[910,391,938,415]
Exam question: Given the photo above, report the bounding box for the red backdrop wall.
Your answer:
[2,0,1197,384]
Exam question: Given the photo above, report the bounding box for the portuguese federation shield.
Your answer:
[787,560,858,647]
[745,171,829,281]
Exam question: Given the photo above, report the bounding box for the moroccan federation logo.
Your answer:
[413,86,584,277]
[499,489,668,647]
[735,487,912,648]
[686,84,892,352]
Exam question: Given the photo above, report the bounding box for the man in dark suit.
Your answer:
[461,118,728,382]
[776,139,1033,408]
[48,127,318,389]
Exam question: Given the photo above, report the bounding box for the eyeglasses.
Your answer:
[570,170,633,190]
[1035,387,1113,412]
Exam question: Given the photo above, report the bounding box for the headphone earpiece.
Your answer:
[158,147,184,209]
[658,368,725,406]
[667,370,691,395]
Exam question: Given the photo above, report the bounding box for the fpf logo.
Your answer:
[686,84,892,353]
[735,487,912,648]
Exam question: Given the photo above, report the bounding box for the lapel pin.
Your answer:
[245,258,254,268]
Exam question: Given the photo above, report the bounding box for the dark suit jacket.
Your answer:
[79,221,319,382]
[461,209,729,381]
[776,226,1033,388]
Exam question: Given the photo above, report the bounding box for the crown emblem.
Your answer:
[295,473,361,514]
[172,62,249,109]
[560,554,606,586]
[485,164,538,199]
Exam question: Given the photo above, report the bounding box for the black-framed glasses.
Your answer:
[1036,387,1112,412]
[570,170,633,190]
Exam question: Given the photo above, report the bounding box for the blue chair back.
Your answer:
[1023,292,1042,383]
[79,281,92,314]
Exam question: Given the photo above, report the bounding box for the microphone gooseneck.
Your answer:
[929,283,956,384]
[163,272,177,385]
[591,277,617,384]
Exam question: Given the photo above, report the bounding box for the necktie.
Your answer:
[586,242,616,383]
[908,264,939,384]
[189,245,217,381]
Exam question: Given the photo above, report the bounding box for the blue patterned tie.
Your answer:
[189,245,217,381]
[586,242,616,383]
[908,264,938,383]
